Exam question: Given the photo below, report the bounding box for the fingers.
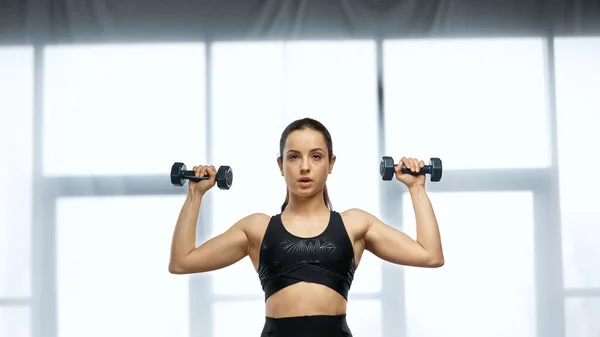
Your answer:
[192,165,215,178]
[411,158,419,172]
[197,165,207,178]
[207,165,217,183]
[399,157,423,172]
[192,166,202,177]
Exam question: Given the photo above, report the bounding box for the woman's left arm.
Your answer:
[360,157,444,268]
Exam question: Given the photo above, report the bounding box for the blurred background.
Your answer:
[1,1,599,337]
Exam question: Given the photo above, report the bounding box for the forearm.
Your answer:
[170,191,204,264]
[409,185,444,261]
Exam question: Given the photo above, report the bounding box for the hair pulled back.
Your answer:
[278,117,333,212]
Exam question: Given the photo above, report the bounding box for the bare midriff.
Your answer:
[264,282,347,318]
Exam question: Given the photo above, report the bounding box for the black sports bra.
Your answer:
[257,210,357,301]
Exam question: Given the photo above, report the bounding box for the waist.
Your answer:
[265,314,348,325]
[262,314,351,337]
[266,287,348,318]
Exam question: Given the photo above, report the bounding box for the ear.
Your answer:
[277,157,284,176]
[328,155,336,174]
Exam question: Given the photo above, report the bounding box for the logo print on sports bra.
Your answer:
[281,237,337,254]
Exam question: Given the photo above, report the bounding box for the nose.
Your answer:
[301,158,311,173]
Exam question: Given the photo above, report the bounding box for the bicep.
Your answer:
[173,217,252,274]
[362,211,436,267]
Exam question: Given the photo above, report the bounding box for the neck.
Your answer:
[285,190,329,216]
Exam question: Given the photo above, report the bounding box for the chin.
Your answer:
[292,186,322,197]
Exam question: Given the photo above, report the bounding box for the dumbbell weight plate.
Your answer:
[170,162,187,186]
[430,158,442,182]
[216,166,233,190]
[380,156,395,181]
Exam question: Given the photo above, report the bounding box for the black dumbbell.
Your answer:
[380,156,442,182]
[170,162,233,190]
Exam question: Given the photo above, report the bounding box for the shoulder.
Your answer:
[235,213,271,229]
[340,208,373,220]
[338,208,381,240]
[232,212,272,235]
[339,208,376,229]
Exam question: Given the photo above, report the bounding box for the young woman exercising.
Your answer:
[168,117,444,337]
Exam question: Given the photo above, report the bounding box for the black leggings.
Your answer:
[260,314,352,337]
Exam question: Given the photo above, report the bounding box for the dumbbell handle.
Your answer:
[396,164,434,176]
[181,170,211,182]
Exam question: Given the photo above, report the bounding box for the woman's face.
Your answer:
[278,129,336,197]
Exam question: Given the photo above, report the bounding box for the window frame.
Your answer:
[27,36,580,337]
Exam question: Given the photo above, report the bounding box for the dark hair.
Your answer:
[278,117,333,212]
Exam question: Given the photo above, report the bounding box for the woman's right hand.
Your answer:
[189,165,217,195]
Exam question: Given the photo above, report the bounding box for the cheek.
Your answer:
[316,162,330,176]
[282,162,295,175]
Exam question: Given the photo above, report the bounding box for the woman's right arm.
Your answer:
[168,164,255,274]
[169,191,259,274]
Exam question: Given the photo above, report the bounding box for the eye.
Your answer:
[288,154,299,160]
[312,154,322,159]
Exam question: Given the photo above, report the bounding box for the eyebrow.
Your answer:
[286,148,325,153]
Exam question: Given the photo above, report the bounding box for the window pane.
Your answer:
[0,306,30,337]
[346,299,382,337]
[403,192,536,337]
[565,297,600,337]
[56,196,189,337]
[210,42,286,296]
[0,47,33,297]
[213,300,265,337]
[383,38,549,169]
[284,40,382,293]
[43,43,206,176]
[554,37,600,288]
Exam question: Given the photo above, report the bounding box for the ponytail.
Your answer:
[280,185,332,212]
[323,185,332,210]
[280,190,289,213]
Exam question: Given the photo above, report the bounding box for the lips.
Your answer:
[298,177,313,183]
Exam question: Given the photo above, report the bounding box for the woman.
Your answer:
[168,117,444,337]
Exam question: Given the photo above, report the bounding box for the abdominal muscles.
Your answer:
[265,282,347,318]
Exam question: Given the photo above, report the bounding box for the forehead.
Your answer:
[284,129,326,150]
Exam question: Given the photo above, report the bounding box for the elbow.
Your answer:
[421,251,444,268]
[168,261,189,274]
[431,258,444,268]
[168,264,183,274]
[429,256,445,268]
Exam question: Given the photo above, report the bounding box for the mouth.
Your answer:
[298,177,313,183]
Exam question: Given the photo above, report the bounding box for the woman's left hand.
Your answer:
[395,157,426,188]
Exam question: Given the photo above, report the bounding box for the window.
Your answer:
[43,43,206,176]
[213,300,265,337]
[55,196,190,337]
[383,38,549,169]
[210,41,287,297]
[346,299,382,337]
[565,297,600,337]
[0,307,30,337]
[402,191,536,337]
[554,37,600,288]
[0,46,33,298]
